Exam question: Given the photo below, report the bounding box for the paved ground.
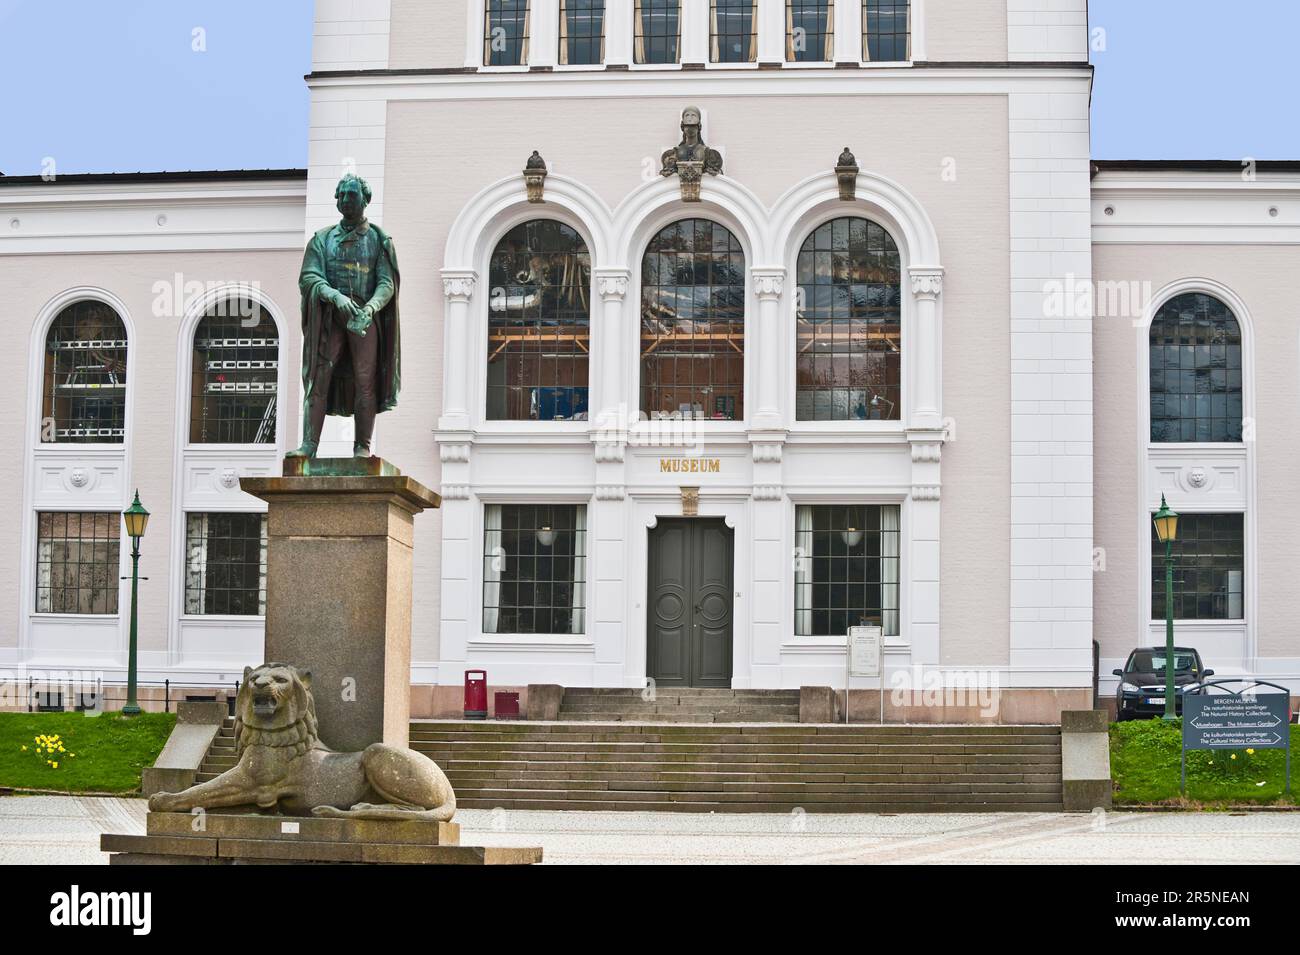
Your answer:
[4,795,1300,864]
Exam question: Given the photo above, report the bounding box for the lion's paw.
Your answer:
[310,805,346,818]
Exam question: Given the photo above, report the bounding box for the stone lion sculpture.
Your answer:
[148,663,456,821]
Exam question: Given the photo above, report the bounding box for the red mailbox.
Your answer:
[464,669,487,720]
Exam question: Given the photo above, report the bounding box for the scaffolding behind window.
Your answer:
[190,298,279,444]
[41,301,128,444]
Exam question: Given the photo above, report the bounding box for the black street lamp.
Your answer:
[1152,494,1180,722]
[121,490,150,716]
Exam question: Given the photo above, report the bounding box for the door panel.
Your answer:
[647,519,733,688]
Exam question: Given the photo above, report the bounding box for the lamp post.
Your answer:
[121,490,150,716]
[1152,494,1179,721]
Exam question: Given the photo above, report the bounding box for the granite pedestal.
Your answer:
[241,462,440,752]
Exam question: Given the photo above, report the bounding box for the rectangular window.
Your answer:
[634,0,680,64]
[794,504,900,637]
[483,504,587,634]
[1151,512,1244,621]
[36,512,119,614]
[560,0,605,65]
[711,0,756,63]
[787,0,833,62]
[185,513,268,616]
[863,0,910,61]
[485,0,531,66]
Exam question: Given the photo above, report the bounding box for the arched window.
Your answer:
[1149,292,1243,443]
[795,217,901,421]
[41,300,128,443]
[641,219,746,421]
[487,220,591,421]
[189,297,279,444]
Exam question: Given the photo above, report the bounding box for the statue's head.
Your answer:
[334,173,372,223]
[237,662,317,731]
[681,106,702,131]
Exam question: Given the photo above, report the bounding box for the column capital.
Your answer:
[909,267,944,299]
[594,268,631,301]
[750,267,786,300]
[441,269,477,302]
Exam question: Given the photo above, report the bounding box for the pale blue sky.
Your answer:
[0,0,1295,176]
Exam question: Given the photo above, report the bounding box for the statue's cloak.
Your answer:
[298,224,402,417]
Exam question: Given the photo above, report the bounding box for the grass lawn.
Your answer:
[0,711,175,795]
[1111,718,1300,807]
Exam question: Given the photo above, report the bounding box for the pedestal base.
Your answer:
[101,812,542,865]
[240,469,440,752]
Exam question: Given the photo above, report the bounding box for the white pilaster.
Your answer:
[439,270,477,431]
[594,268,631,422]
[751,267,786,430]
[908,268,943,430]
[682,0,710,63]
[757,0,785,62]
[833,0,861,63]
[606,0,633,65]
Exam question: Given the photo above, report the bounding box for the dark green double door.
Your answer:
[647,519,733,688]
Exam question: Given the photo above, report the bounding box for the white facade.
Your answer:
[2,0,1297,719]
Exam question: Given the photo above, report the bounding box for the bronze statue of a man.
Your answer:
[290,173,401,459]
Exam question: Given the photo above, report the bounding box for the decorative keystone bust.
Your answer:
[660,106,724,202]
[289,173,402,460]
[148,663,456,821]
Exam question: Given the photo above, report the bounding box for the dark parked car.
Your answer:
[1113,647,1214,720]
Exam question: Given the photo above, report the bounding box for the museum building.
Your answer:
[1,0,1298,720]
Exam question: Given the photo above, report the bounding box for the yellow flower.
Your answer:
[1230,753,1238,760]
[20,745,26,751]
[1246,748,1255,755]
[51,762,58,769]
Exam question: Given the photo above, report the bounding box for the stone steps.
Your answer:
[402,720,1064,813]
[556,687,802,723]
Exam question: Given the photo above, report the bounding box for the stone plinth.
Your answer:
[240,470,440,752]
[100,812,542,866]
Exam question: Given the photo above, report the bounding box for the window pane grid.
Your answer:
[560,0,605,65]
[795,505,900,637]
[796,217,902,421]
[488,220,591,421]
[787,0,833,62]
[711,0,756,63]
[190,300,279,444]
[483,504,587,634]
[1151,513,1244,621]
[641,219,746,421]
[635,0,681,64]
[1149,293,1243,443]
[41,301,128,444]
[36,511,119,615]
[185,513,268,616]
[485,0,530,65]
[864,0,910,61]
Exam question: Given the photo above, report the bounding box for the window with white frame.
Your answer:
[485,0,531,65]
[189,297,279,445]
[795,504,900,637]
[36,512,120,614]
[863,0,910,61]
[1150,512,1244,621]
[796,217,902,421]
[1149,292,1243,443]
[634,0,681,63]
[487,219,592,421]
[711,0,757,62]
[483,504,587,634]
[184,513,268,616]
[41,300,128,444]
[787,0,833,62]
[560,0,605,64]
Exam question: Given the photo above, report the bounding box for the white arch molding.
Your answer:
[1134,277,1258,670]
[21,287,139,663]
[166,283,292,668]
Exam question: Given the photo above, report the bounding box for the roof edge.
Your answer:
[0,168,307,187]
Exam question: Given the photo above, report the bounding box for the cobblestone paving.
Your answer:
[4,796,1299,865]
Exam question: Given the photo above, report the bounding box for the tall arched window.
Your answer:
[41,300,128,443]
[190,297,279,444]
[795,217,901,421]
[487,220,591,421]
[641,219,746,421]
[1149,292,1243,443]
